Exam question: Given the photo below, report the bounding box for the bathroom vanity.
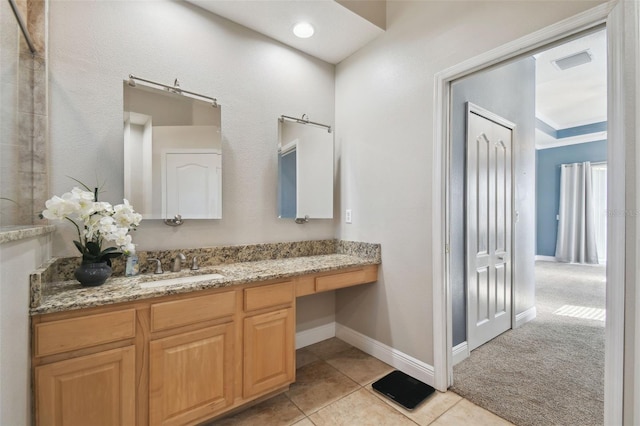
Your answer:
[30,240,380,425]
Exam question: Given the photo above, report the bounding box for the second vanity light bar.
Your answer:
[128,74,218,107]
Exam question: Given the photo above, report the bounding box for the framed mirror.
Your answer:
[123,82,222,220]
[277,117,333,221]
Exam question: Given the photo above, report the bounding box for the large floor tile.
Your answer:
[296,348,320,369]
[430,399,514,426]
[210,394,304,426]
[309,388,417,426]
[285,360,359,415]
[304,338,353,359]
[326,347,394,385]
[366,386,462,426]
[291,418,314,426]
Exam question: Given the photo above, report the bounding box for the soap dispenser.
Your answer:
[125,252,139,276]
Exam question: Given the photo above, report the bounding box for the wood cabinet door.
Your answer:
[149,323,234,426]
[35,346,135,426]
[243,307,294,398]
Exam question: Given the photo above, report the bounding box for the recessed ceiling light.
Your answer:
[293,22,314,39]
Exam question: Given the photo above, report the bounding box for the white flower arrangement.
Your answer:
[42,186,142,264]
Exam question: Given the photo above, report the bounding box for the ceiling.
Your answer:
[535,29,607,148]
[186,1,604,148]
[187,0,386,64]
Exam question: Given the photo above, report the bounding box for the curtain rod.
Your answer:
[280,114,332,133]
[128,74,218,107]
[8,0,36,54]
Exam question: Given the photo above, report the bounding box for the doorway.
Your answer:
[432,4,629,425]
[447,28,607,425]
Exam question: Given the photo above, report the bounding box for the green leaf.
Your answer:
[66,176,92,192]
[82,253,98,263]
[100,247,120,254]
[73,240,85,254]
[86,241,101,256]
[101,252,122,260]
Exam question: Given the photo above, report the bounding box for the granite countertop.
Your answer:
[31,253,379,316]
[0,225,55,244]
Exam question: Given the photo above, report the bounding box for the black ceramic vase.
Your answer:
[74,262,112,287]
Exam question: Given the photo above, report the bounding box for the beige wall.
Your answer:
[334,0,604,366]
[0,234,52,425]
[47,1,338,342]
[48,1,336,254]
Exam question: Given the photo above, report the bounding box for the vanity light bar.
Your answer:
[128,74,218,107]
[280,114,332,133]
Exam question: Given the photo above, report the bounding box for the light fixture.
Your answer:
[552,49,593,71]
[293,22,314,39]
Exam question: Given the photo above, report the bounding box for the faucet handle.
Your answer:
[191,256,199,271]
[148,258,163,274]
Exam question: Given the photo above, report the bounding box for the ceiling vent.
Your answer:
[552,49,593,71]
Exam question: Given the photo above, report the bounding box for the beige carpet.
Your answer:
[451,261,605,426]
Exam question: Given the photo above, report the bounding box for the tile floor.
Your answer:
[210,338,513,425]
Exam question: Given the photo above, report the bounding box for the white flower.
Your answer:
[42,183,142,263]
[42,195,76,220]
[113,200,142,228]
[122,242,136,256]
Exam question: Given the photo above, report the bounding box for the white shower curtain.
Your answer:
[555,161,599,264]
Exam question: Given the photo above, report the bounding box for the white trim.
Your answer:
[515,306,537,328]
[604,2,630,424]
[432,25,451,393]
[452,342,469,366]
[535,255,557,262]
[535,131,608,150]
[295,322,336,349]
[432,3,623,425]
[336,324,435,387]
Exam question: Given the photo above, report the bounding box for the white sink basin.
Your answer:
[139,273,225,289]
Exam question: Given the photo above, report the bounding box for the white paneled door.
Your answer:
[466,103,514,351]
[164,150,222,219]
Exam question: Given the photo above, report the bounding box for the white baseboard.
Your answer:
[452,341,469,366]
[295,322,336,349]
[535,255,557,262]
[515,306,537,328]
[335,324,435,387]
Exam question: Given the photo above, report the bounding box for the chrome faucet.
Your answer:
[148,258,163,274]
[171,253,186,272]
[191,256,199,271]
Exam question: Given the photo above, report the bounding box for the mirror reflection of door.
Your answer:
[163,150,221,220]
[277,119,333,220]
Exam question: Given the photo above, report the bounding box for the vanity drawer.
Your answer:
[35,309,136,357]
[244,281,294,312]
[151,291,236,332]
[315,267,376,292]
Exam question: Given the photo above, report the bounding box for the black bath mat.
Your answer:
[372,370,436,410]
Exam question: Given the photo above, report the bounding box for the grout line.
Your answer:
[286,358,361,417]
[425,398,465,425]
